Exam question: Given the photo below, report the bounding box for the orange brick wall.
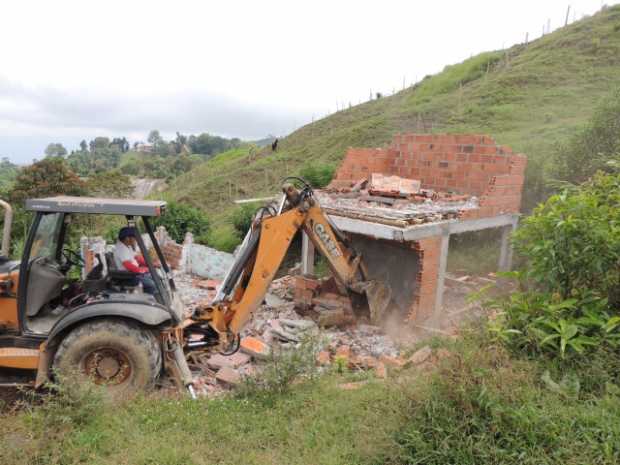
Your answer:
[329,133,527,217]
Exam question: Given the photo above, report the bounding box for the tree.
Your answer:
[85,170,133,198]
[79,140,88,152]
[44,143,68,158]
[147,130,162,145]
[111,137,130,153]
[9,158,86,204]
[0,157,19,194]
[152,201,210,243]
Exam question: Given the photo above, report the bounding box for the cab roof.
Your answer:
[25,196,166,217]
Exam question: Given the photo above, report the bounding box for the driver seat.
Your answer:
[104,251,140,291]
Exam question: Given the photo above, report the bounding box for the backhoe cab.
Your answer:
[0,196,192,397]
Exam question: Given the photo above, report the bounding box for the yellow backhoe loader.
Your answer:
[0,179,391,397]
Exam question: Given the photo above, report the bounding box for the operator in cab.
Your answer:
[114,227,157,295]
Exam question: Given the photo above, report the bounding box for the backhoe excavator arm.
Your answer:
[188,181,391,352]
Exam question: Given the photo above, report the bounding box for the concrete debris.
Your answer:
[206,352,251,370]
[316,190,478,228]
[408,346,432,365]
[170,244,481,398]
[216,366,242,387]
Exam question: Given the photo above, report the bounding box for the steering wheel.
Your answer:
[62,247,85,268]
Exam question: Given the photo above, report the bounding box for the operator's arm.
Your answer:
[122,260,148,274]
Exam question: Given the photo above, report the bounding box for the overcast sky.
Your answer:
[0,0,614,163]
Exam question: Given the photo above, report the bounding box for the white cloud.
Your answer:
[0,0,614,162]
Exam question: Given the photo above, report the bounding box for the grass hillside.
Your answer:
[166,5,620,226]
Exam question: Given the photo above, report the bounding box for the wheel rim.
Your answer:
[82,348,132,385]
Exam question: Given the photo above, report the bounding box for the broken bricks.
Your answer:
[215,366,241,387]
[407,346,432,366]
[206,352,251,370]
[240,336,271,360]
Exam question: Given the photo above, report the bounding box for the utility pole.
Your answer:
[565,5,571,26]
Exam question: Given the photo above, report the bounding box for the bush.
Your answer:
[230,203,258,237]
[299,163,335,188]
[207,226,241,253]
[489,172,620,359]
[514,172,620,302]
[237,335,321,402]
[152,201,210,243]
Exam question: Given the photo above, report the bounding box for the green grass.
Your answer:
[2,329,620,465]
[164,5,620,231]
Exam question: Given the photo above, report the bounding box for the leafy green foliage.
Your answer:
[152,201,210,243]
[206,226,241,252]
[230,203,258,237]
[514,172,620,302]
[554,87,620,184]
[44,142,67,158]
[9,157,87,204]
[299,163,335,188]
[489,172,620,359]
[120,152,200,179]
[84,170,133,198]
[0,157,19,194]
[188,132,241,156]
[488,290,619,358]
[67,140,122,176]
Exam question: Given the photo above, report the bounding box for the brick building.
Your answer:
[301,133,527,326]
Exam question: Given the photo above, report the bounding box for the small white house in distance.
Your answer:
[135,143,154,153]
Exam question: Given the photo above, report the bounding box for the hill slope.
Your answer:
[166,5,620,225]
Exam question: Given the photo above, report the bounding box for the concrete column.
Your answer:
[301,231,315,276]
[431,232,450,326]
[498,218,518,272]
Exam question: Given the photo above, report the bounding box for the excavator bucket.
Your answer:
[363,280,393,325]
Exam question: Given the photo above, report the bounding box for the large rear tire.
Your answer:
[53,319,162,398]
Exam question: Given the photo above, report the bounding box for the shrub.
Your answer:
[230,203,259,237]
[237,335,321,402]
[489,172,620,359]
[207,226,241,253]
[299,163,335,188]
[152,201,210,243]
[513,172,620,302]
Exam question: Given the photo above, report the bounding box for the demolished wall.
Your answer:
[329,133,527,219]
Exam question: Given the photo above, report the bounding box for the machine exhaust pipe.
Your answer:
[0,199,12,257]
